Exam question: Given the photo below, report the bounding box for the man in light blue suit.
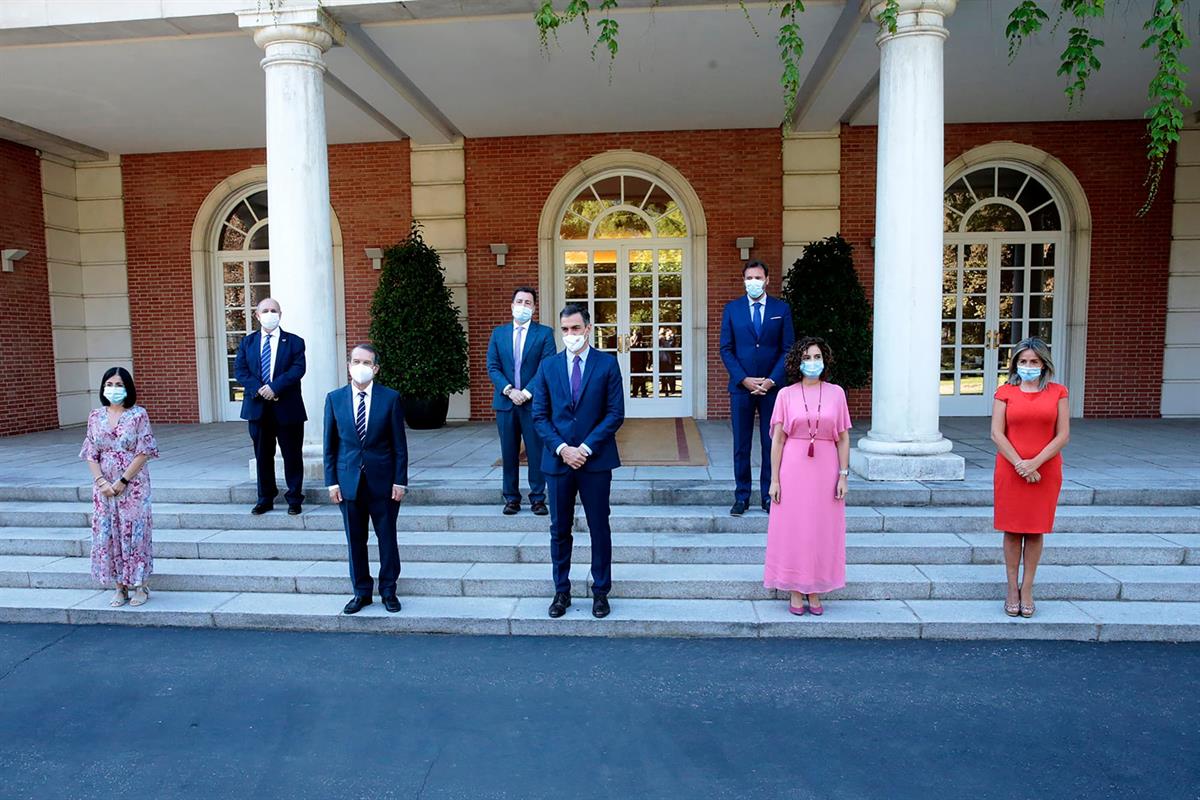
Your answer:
[486,286,556,516]
[719,260,795,517]
[530,303,625,620]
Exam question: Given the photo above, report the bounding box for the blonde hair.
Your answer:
[1007,337,1054,390]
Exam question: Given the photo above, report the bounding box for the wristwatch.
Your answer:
[838,469,849,476]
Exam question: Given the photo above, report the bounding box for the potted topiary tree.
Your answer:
[369,223,470,429]
[780,235,872,389]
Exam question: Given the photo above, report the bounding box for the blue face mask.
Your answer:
[800,360,824,378]
[1016,366,1042,383]
[103,386,127,405]
[512,304,533,324]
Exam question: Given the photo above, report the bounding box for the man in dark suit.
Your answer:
[719,260,795,517]
[233,297,307,515]
[486,286,557,516]
[323,343,409,615]
[530,303,625,619]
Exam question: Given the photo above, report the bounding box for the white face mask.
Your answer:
[259,311,280,331]
[512,304,533,324]
[745,278,766,299]
[562,333,587,354]
[349,364,375,386]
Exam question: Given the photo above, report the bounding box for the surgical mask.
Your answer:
[512,305,533,324]
[349,364,375,386]
[259,312,280,331]
[800,360,824,378]
[563,334,587,354]
[1017,366,1042,383]
[744,278,765,299]
[103,386,127,405]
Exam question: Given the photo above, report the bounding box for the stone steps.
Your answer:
[4,555,1199,601]
[2,528,1195,566]
[1,587,1197,641]
[1,501,1197,534]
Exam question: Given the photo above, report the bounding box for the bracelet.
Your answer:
[117,476,129,486]
[93,476,105,485]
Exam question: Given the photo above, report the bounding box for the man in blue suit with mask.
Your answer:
[720,260,795,516]
[487,286,556,516]
[530,304,625,619]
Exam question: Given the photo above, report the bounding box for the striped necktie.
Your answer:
[355,391,367,441]
[260,333,272,382]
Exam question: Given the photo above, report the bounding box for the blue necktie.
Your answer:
[355,391,367,441]
[753,302,763,337]
[260,333,272,382]
[570,355,582,405]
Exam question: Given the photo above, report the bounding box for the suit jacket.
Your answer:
[530,348,625,476]
[233,328,308,424]
[718,295,795,392]
[486,321,557,410]
[322,383,409,501]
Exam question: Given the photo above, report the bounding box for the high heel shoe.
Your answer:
[1004,600,1020,617]
[807,602,824,616]
[788,603,806,616]
[1019,602,1035,618]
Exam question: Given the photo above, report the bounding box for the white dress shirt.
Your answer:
[503,321,534,401]
[556,346,593,457]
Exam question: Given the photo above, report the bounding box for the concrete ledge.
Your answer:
[508,597,759,637]
[754,599,920,638]
[851,451,965,481]
[907,600,1099,641]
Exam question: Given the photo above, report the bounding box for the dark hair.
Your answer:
[560,303,591,325]
[512,286,538,303]
[786,336,833,384]
[350,342,380,365]
[743,259,769,278]
[99,367,136,408]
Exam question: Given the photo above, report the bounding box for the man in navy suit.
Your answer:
[233,297,307,515]
[530,304,625,619]
[719,260,795,516]
[323,343,409,615]
[486,286,556,516]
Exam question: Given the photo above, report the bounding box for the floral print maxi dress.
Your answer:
[79,406,160,586]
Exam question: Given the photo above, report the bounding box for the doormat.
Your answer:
[494,417,708,467]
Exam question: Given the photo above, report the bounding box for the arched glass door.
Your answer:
[942,165,1064,415]
[556,172,691,417]
[214,189,269,421]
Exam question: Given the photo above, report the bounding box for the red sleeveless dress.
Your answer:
[993,382,1068,534]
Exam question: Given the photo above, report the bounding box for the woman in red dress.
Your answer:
[991,337,1070,618]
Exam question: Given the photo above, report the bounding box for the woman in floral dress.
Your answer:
[80,367,160,607]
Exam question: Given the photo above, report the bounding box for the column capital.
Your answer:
[862,0,956,43]
[238,5,345,52]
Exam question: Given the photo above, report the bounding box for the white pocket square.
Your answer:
[770,316,782,320]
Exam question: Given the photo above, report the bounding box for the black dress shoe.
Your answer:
[729,500,748,517]
[287,504,302,516]
[502,500,521,515]
[548,592,571,618]
[531,501,549,516]
[762,498,771,513]
[343,595,372,614]
[251,502,273,515]
[381,595,401,613]
[592,595,611,619]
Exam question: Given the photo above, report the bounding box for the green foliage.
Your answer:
[878,0,901,35]
[368,223,469,400]
[780,236,872,389]
[1005,0,1050,60]
[776,2,805,122]
[1140,0,1192,215]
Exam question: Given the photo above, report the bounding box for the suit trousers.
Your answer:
[248,403,304,505]
[547,468,613,596]
[496,404,546,504]
[340,473,402,598]
[731,388,780,504]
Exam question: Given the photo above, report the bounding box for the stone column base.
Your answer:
[850,448,965,481]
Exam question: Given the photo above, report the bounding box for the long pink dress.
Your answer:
[763,381,851,594]
[79,406,160,587]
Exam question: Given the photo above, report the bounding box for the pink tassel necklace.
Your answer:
[800,382,823,458]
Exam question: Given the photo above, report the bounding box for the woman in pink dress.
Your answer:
[764,337,852,616]
[80,367,160,607]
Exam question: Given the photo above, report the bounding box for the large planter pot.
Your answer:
[403,395,450,430]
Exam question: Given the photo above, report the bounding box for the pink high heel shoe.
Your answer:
[788,602,806,616]
[807,602,824,616]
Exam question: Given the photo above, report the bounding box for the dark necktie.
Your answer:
[753,302,763,337]
[260,333,272,382]
[570,355,582,404]
[355,391,367,441]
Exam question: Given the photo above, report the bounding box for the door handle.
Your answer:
[616,334,628,354]
[984,330,994,350]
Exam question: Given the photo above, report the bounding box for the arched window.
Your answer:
[559,174,688,240]
[944,166,1061,233]
[215,188,271,410]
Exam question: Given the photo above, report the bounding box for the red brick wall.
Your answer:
[841,121,1175,418]
[122,141,411,422]
[464,129,782,420]
[0,141,55,436]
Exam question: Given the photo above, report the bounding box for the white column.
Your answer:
[851,0,964,480]
[239,7,343,451]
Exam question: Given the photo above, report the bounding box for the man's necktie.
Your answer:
[753,303,763,337]
[355,391,367,441]
[513,326,525,392]
[260,333,272,382]
[570,355,582,404]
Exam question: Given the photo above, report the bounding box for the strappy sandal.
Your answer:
[129,586,150,607]
[1004,601,1020,617]
[109,586,129,607]
[1019,602,1035,618]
